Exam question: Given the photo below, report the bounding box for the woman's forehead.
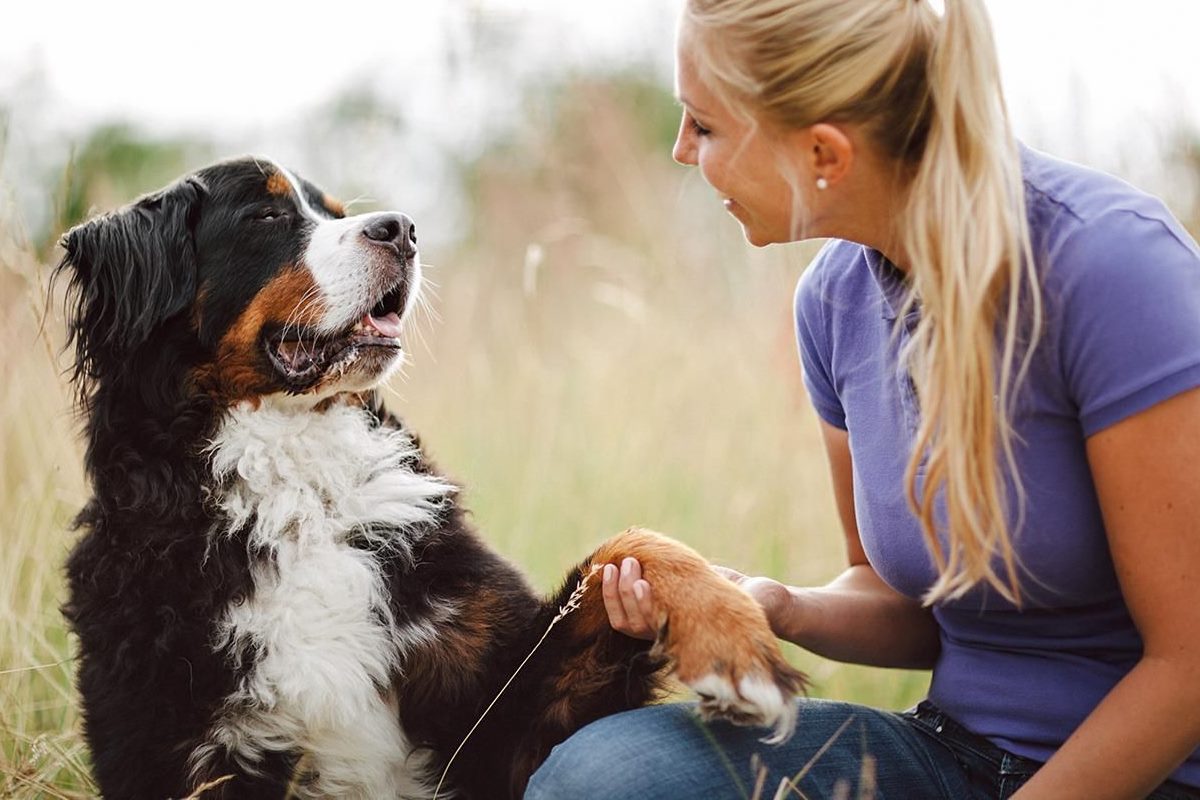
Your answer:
[674,48,715,114]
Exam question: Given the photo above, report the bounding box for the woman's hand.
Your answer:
[601,558,658,640]
[710,566,795,638]
[602,558,795,641]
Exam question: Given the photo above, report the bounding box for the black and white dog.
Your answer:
[55,156,805,799]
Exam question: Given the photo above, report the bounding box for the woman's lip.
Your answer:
[723,197,746,220]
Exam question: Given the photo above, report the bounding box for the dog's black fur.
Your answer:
[56,157,804,799]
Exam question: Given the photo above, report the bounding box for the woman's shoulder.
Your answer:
[801,239,865,276]
[1020,144,1200,271]
[1024,147,1200,436]
[795,239,873,305]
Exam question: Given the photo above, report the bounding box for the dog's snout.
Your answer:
[362,213,417,256]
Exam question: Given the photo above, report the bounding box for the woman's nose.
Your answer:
[672,115,697,166]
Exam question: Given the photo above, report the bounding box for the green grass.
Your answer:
[0,79,930,796]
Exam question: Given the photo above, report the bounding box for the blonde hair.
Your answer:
[683,0,1041,604]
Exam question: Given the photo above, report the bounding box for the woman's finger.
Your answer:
[633,579,656,633]
[601,563,630,631]
[619,558,649,635]
[711,564,747,584]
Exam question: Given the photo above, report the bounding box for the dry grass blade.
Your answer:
[181,774,234,799]
[6,769,88,800]
[857,754,877,800]
[0,659,73,678]
[750,753,769,800]
[772,714,856,800]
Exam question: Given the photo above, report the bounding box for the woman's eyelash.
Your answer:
[690,117,711,136]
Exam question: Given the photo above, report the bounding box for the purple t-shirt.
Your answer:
[795,145,1200,786]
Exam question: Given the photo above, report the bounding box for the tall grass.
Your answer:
[0,189,94,796]
[0,77,935,795]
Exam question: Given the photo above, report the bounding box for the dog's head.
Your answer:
[56,156,420,409]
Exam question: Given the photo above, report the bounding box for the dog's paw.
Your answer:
[689,654,803,744]
[666,608,806,744]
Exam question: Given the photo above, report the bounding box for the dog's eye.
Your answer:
[253,207,288,223]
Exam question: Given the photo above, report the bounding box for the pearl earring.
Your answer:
[816,177,829,191]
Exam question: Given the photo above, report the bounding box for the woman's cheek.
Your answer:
[696,147,725,193]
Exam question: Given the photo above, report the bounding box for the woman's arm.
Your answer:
[603,419,941,670]
[1013,385,1200,799]
[717,563,939,670]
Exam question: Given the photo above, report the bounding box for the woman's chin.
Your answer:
[725,202,783,247]
[738,222,779,248]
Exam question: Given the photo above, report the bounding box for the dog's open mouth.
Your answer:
[265,281,407,388]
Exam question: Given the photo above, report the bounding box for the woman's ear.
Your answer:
[806,123,855,188]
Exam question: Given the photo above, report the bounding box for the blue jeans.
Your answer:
[525,699,1200,800]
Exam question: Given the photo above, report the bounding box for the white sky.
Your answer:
[1,0,1198,240]
[2,1,1197,147]
[0,0,676,132]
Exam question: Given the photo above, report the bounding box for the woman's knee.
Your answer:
[524,704,705,800]
[524,734,610,799]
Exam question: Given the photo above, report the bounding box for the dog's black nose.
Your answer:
[362,213,417,256]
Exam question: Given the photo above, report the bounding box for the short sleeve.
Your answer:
[1052,208,1200,436]
[795,246,848,429]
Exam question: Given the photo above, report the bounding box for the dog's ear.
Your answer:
[55,176,206,387]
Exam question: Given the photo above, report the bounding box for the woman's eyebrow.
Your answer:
[677,95,711,117]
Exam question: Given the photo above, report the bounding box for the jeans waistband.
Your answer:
[904,700,1039,777]
[905,701,1200,798]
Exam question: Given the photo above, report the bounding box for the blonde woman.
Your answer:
[525,1,1200,798]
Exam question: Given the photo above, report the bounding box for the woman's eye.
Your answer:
[689,116,711,137]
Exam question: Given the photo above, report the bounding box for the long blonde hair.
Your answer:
[683,0,1041,604]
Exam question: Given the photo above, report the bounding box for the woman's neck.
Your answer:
[809,130,913,271]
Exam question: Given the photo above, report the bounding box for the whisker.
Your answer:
[407,290,439,362]
[281,286,321,336]
[279,285,325,360]
[343,195,374,212]
[417,277,444,325]
[287,284,334,364]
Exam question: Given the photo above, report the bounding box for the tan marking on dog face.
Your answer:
[222,267,323,353]
[196,267,325,405]
[322,194,346,218]
[266,172,292,197]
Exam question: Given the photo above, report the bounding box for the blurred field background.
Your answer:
[2,2,1200,796]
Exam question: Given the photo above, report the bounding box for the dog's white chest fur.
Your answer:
[194,399,453,799]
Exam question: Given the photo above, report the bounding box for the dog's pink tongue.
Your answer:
[364,312,403,338]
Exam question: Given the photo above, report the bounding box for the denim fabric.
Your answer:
[904,701,1039,799]
[524,699,1200,800]
[526,699,964,800]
